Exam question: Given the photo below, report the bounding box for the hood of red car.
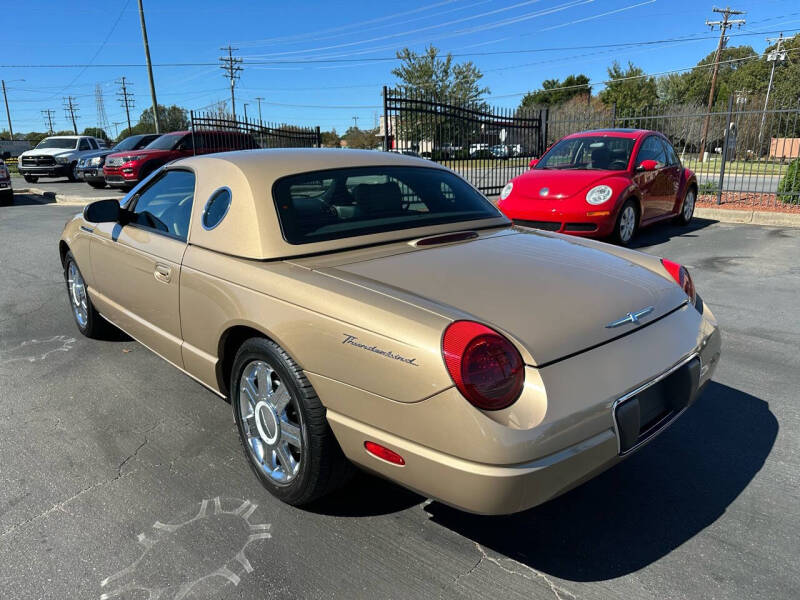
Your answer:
[106,148,174,161]
[512,169,622,199]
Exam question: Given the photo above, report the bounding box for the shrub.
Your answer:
[698,180,718,195]
[777,158,800,205]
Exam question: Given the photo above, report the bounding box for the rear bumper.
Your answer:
[328,411,622,515]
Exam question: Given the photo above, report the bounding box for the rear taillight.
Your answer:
[661,258,696,304]
[442,321,524,411]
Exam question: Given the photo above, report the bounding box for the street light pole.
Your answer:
[758,33,786,148]
[254,97,263,123]
[137,0,161,133]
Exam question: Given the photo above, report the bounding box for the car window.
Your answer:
[88,139,98,149]
[274,166,500,245]
[79,139,91,151]
[636,136,667,167]
[662,139,679,166]
[128,170,195,241]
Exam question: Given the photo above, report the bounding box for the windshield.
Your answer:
[537,136,635,171]
[35,138,77,150]
[112,134,160,152]
[273,166,501,245]
[144,133,185,150]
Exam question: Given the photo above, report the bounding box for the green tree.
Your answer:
[139,104,189,132]
[82,127,109,141]
[392,45,488,103]
[321,128,340,147]
[599,61,658,112]
[342,126,379,149]
[520,74,591,108]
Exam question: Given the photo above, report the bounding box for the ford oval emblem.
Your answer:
[539,187,549,197]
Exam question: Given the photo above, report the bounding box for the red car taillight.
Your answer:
[442,321,524,411]
[661,258,696,304]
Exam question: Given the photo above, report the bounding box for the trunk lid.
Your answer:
[308,229,688,366]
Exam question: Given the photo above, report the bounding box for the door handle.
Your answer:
[154,263,172,283]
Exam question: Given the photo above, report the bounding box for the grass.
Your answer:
[683,158,786,176]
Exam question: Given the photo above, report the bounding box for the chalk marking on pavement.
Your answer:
[0,335,76,364]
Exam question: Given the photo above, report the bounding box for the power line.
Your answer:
[63,96,79,134]
[116,76,135,132]
[698,6,746,163]
[220,45,243,120]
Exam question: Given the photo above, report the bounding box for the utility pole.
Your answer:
[117,77,135,133]
[137,0,161,133]
[1,80,13,139]
[759,33,787,147]
[243,103,249,122]
[220,45,243,121]
[41,109,56,134]
[352,115,359,128]
[112,121,125,139]
[95,84,110,137]
[698,6,745,162]
[254,96,264,122]
[63,96,79,134]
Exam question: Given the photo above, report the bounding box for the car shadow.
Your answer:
[306,470,424,517]
[423,381,777,581]
[5,193,56,206]
[630,217,716,249]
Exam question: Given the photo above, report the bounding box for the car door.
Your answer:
[89,168,195,367]
[659,138,683,215]
[632,135,669,222]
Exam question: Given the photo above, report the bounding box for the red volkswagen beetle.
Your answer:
[497,129,697,245]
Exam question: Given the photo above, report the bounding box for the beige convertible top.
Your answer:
[170,148,507,260]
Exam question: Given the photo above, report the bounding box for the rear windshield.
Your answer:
[144,133,185,150]
[273,166,500,245]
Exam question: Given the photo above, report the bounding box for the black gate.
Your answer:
[190,111,321,154]
[382,86,545,195]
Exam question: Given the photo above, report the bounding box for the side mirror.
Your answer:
[636,159,658,172]
[84,199,123,223]
[529,158,539,169]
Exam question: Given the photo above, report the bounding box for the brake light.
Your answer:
[442,321,524,411]
[661,258,696,304]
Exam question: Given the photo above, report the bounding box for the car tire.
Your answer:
[232,337,353,506]
[67,163,78,182]
[675,187,696,225]
[88,181,106,189]
[23,175,38,183]
[613,200,638,246]
[63,251,116,339]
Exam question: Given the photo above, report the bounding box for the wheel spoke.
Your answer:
[245,415,259,438]
[281,421,301,448]
[242,377,259,407]
[255,363,271,399]
[276,442,297,474]
[269,384,291,413]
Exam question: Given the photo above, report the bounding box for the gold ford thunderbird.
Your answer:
[59,149,721,515]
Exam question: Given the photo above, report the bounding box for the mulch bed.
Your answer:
[697,192,800,214]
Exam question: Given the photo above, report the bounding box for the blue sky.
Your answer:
[3,0,799,135]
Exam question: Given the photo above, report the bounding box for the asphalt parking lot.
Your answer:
[1,195,798,599]
[10,174,126,202]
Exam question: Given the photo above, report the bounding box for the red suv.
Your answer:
[103,130,259,189]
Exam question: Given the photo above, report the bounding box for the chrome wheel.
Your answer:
[683,190,695,222]
[619,205,636,243]
[238,360,303,484]
[67,261,88,328]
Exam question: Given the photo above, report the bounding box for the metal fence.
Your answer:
[544,97,800,207]
[383,86,544,195]
[189,111,321,154]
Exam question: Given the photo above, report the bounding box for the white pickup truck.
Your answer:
[18,135,107,183]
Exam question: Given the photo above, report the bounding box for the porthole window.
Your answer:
[202,187,231,230]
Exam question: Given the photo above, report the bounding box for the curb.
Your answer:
[694,206,800,228]
[16,186,118,205]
